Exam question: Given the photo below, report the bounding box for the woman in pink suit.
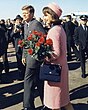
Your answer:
[42,3,74,110]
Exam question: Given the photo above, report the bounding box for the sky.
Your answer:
[0,0,88,20]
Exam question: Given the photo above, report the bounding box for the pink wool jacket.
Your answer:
[44,25,70,109]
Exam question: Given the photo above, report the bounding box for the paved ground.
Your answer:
[0,43,88,110]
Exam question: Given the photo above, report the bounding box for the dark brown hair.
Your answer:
[22,5,35,14]
[42,7,61,25]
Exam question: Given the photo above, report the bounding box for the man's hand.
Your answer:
[22,58,26,65]
[75,44,79,50]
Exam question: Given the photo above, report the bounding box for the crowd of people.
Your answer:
[0,2,88,110]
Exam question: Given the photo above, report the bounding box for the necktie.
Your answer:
[84,25,86,31]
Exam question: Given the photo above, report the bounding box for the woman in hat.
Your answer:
[42,3,74,110]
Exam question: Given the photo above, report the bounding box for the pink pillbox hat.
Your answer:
[47,2,62,17]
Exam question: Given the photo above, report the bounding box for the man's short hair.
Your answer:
[22,5,35,14]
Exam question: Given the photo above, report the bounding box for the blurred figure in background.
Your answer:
[74,15,88,78]
[11,15,25,80]
[0,19,9,74]
[5,18,13,43]
[63,15,79,61]
[0,26,7,83]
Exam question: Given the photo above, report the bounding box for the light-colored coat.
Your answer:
[44,25,70,109]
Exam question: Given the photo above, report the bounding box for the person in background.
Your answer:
[72,18,78,27]
[0,19,9,73]
[41,3,74,110]
[74,15,88,78]
[21,5,46,110]
[63,15,79,61]
[11,15,25,80]
[0,27,7,83]
[5,18,13,43]
[0,19,7,31]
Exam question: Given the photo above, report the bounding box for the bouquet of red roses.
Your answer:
[18,30,53,61]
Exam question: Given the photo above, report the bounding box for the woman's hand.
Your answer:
[44,56,51,63]
[45,53,57,63]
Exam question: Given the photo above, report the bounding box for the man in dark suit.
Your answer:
[21,5,46,110]
[74,15,88,78]
[63,15,79,61]
[0,27,7,83]
[11,15,25,80]
[0,19,9,73]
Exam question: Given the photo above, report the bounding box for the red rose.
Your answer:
[32,31,44,37]
[18,40,23,45]
[27,34,33,40]
[43,34,47,38]
[28,48,33,55]
[45,38,53,45]
[32,31,38,35]
[35,42,41,47]
[37,32,43,36]
[38,37,45,44]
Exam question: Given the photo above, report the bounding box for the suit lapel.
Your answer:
[26,19,35,36]
[24,23,29,39]
[86,26,88,40]
[24,19,35,39]
[27,22,33,35]
[80,25,87,39]
[84,26,87,39]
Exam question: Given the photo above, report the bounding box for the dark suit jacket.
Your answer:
[0,28,7,57]
[63,21,75,43]
[11,24,24,52]
[74,25,88,49]
[23,18,46,68]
